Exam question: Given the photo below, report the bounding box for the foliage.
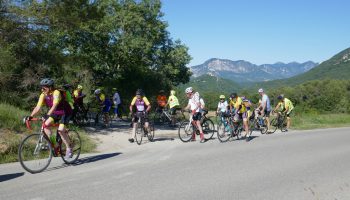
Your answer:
[0,0,191,108]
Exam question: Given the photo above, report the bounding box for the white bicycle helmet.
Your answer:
[94,89,101,95]
[185,87,193,94]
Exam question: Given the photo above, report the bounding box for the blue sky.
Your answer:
[161,0,350,66]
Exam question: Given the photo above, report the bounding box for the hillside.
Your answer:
[177,74,241,94]
[190,58,317,83]
[250,47,350,90]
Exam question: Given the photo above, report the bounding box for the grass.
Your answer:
[0,103,97,164]
[292,113,350,130]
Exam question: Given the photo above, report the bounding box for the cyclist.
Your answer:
[166,90,180,126]
[28,78,73,158]
[62,84,74,110]
[156,90,167,113]
[273,95,294,131]
[73,85,86,111]
[129,89,151,143]
[216,95,229,116]
[94,89,112,127]
[258,88,272,133]
[112,88,121,120]
[229,92,250,141]
[183,87,205,143]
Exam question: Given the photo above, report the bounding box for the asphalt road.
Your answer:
[1,127,350,200]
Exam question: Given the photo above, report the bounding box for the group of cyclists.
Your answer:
[27,78,295,155]
[215,88,294,141]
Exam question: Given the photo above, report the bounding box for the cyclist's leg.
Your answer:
[286,111,292,129]
[193,112,204,141]
[57,115,72,157]
[43,117,55,138]
[242,113,249,137]
[144,112,150,132]
[265,110,271,131]
[130,113,139,142]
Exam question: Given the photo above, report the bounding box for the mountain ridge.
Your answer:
[190,59,318,83]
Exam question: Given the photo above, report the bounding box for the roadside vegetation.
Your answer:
[0,103,96,164]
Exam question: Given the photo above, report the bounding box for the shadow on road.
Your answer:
[151,137,175,142]
[45,152,122,172]
[0,172,25,182]
[74,152,122,165]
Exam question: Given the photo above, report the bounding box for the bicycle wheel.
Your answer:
[135,122,143,145]
[60,130,81,164]
[202,118,215,140]
[18,133,52,174]
[270,118,278,133]
[178,121,193,142]
[217,121,231,143]
[260,118,268,134]
[280,117,288,132]
[147,123,155,142]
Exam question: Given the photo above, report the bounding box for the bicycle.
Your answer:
[133,112,155,145]
[153,108,185,126]
[178,110,215,142]
[72,103,92,126]
[18,117,81,174]
[270,111,287,133]
[216,112,244,142]
[248,109,268,134]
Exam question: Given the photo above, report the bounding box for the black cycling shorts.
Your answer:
[50,114,71,125]
[192,112,202,121]
[133,112,149,123]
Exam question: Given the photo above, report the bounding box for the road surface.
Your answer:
[1,127,350,200]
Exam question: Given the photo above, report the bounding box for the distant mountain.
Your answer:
[253,47,350,89]
[190,58,318,83]
[177,74,241,94]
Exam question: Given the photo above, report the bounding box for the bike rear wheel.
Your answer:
[280,117,288,132]
[202,118,215,140]
[18,133,52,174]
[217,121,231,142]
[60,130,81,164]
[135,122,143,145]
[178,121,194,142]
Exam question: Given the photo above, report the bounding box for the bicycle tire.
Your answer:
[202,118,215,140]
[147,123,155,142]
[18,133,53,174]
[217,121,231,143]
[280,117,288,132]
[135,122,143,145]
[178,121,193,142]
[270,118,278,133]
[60,130,81,164]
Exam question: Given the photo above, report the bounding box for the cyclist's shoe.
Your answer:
[128,138,135,143]
[200,133,205,143]
[65,148,73,159]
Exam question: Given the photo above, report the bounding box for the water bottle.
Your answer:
[50,134,56,146]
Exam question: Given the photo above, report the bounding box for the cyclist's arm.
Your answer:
[144,97,151,113]
[273,103,281,113]
[284,103,289,114]
[30,93,45,117]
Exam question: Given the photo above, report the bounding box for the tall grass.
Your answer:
[0,103,96,164]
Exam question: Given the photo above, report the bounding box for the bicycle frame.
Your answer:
[26,118,62,156]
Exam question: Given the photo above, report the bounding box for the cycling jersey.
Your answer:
[278,98,294,114]
[73,89,84,105]
[168,94,179,108]
[217,101,228,112]
[188,92,201,113]
[37,90,72,116]
[131,96,150,112]
[229,97,246,113]
[261,94,271,111]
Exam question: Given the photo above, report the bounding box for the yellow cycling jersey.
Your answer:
[278,98,294,112]
[229,97,246,113]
